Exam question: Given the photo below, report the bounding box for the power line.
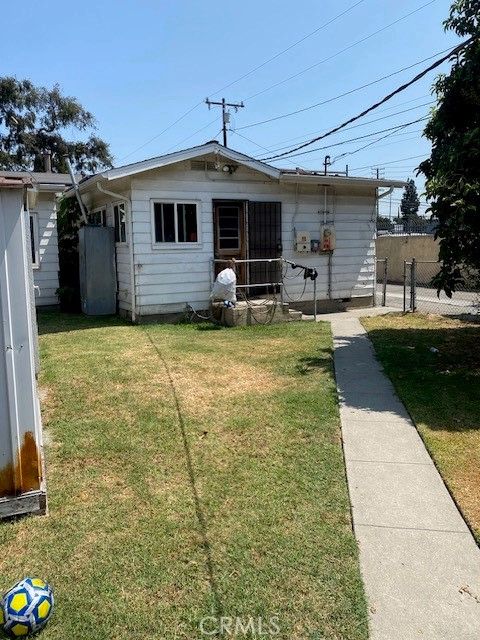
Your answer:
[252,101,433,156]
[231,130,303,169]
[237,46,450,131]
[351,154,427,170]
[332,119,426,162]
[117,101,204,162]
[244,0,439,102]
[267,117,428,163]
[259,38,472,162]
[209,0,367,97]
[164,118,219,153]
[117,1,367,162]
[242,93,431,149]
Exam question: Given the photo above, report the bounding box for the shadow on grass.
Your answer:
[295,346,333,376]
[37,311,127,335]
[357,323,480,432]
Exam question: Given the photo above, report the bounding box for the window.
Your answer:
[89,207,106,226]
[114,203,127,243]
[217,205,240,250]
[153,201,198,244]
[29,212,40,268]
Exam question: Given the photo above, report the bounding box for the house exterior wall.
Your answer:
[125,161,376,318]
[31,191,60,307]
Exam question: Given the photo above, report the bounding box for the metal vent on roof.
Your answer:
[191,160,217,171]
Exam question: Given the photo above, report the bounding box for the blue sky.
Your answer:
[2,0,460,216]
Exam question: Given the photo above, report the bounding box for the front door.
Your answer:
[248,201,282,295]
[213,200,247,284]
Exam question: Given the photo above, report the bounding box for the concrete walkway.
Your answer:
[325,310,480,639]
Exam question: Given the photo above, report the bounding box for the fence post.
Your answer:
[313,276,317,322]
[403,260,407,312]
[411,258,417,312]
[382,257,388,307]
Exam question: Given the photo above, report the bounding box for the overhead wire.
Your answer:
[209,0,368,97]
[244,0,439,102]
[251,101,433,157]
[236,45,449,131]
[259,38,472,162]
[117,1,368,162]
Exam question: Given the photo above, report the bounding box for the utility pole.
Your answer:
[205,98,244,147]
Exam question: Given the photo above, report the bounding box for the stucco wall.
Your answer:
[376,235,440,282]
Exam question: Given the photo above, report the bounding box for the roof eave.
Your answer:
[279,173,406,188]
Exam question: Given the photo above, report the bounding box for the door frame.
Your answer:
[213,199,248,283]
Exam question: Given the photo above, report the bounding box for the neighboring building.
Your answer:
[65,142,404,321]
[0,175,46,517]
[0,171,72,307]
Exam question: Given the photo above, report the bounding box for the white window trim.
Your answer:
[29,211,40,269]
[150,199,201,249]
[113,201,128,245]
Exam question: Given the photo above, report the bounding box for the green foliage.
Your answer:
[377,215,394,231]
[0,77,113,172]
[418,0,480,296]
[56,197,83,311]
[400,178,420,219]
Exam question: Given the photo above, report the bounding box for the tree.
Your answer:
[400,179,420,219]
[377,215,394,232]
[418,0,480,295]
[0,77,113,173]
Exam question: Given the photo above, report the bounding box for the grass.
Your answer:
[0,313,368,640]
[362,313,480,542]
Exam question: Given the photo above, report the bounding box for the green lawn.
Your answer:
[0,313,368,640]
[362,313,480,542]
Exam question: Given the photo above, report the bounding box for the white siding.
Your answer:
[127,160,377,317]
[32,192,59,307]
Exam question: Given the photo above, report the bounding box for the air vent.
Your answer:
[191,160,217,171]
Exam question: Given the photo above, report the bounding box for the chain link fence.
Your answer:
[376,258,479,316]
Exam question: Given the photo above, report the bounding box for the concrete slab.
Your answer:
[356,525,480,640]
[347,459,469,532]
[342,419,432,464]
[329,313,480,639]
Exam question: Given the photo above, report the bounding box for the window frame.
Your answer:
[150,199,201,248]
[113,202,127,245]
[29,211,40,269]
[89,206,107,227]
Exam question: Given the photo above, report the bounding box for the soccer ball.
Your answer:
[0,578,54,637]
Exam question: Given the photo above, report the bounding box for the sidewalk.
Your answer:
[326,311,480,639]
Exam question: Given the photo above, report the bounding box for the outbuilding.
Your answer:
[0,170,71,308]
[66,141,404,321]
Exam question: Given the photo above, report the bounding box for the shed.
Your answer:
[0,171,72,307]
[0,176,47,518]
[65,142,404,321]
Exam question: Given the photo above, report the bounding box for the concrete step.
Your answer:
[211,300,303,326]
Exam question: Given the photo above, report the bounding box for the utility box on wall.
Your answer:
[0,180,46,519]
[79,226,116,315]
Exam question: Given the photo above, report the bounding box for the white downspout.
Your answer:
[96,182,136,323]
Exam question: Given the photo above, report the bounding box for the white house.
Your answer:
[66,142,404,321]
[0,171,71,308]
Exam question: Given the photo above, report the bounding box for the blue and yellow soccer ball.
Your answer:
[0,578,54,637]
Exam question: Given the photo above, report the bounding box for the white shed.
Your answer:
[67,142,404,321]
[0,175,46,518]
[0,171,71,308]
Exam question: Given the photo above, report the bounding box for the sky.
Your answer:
[1,0,460,218]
